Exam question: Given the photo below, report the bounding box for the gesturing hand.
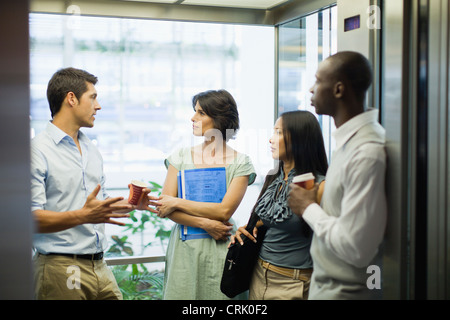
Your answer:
[81,184,132,226]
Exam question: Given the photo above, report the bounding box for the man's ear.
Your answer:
[66,92,78,107]
[334,81,344,99]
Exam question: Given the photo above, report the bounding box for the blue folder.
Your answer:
[177,167,227,240]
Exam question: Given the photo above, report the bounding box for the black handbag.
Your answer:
[220,211,267,298]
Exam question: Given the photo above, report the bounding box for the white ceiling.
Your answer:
[121,0,291,10]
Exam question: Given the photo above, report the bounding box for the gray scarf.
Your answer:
[254,169,296,224]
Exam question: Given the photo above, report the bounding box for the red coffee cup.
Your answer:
[293,172,315,190]
[128,180,147,205]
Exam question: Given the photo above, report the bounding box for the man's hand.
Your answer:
[288,183,318,217]
[81,184,132,226]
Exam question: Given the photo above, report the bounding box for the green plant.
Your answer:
[112,264,164,300]
[107,235,133,256]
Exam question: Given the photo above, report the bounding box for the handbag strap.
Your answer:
[241,208,267,244]
[245,209,260,233]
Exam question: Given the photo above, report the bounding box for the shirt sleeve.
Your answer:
[164,148,184,171]
[30,144,47,212]
[232,154,257,185]
[303,147,387,268]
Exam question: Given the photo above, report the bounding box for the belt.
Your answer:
[258,258,312,281]
[46,252,104,261]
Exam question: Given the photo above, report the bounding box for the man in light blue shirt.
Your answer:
[31,68,158,299]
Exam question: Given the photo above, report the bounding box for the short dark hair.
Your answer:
[192,89,240,141]
[47,67,98,117]
[329,51,373,102]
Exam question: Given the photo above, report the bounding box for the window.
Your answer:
[29,13,274,261]
[277,6,338,160]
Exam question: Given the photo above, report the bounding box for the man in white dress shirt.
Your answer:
[288,51,387,299]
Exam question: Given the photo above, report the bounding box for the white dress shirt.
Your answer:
[303,109,387,299]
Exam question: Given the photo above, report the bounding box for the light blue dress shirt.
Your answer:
[31,122,109,254]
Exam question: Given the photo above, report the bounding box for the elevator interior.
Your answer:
[0,0,448,299]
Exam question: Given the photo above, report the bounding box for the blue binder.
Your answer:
[177,167,227,240]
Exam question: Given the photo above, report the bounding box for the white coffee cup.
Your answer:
[128,180,147,205]
[292,172,315,190]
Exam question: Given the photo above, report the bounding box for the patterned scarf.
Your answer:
[254,169,296,224]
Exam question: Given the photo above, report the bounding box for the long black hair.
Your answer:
[259,110,328,197]
[252,111,328,234]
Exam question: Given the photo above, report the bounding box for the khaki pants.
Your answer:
[249,259,311,300]
[33,253,122,300]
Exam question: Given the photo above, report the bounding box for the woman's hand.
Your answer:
[133,187,162,213]
[228,224,258,247]
[124,185,162,214]
[202,219,233,241]
[154,194,180,218]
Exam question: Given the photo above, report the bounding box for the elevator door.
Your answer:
[427,0,449,300]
